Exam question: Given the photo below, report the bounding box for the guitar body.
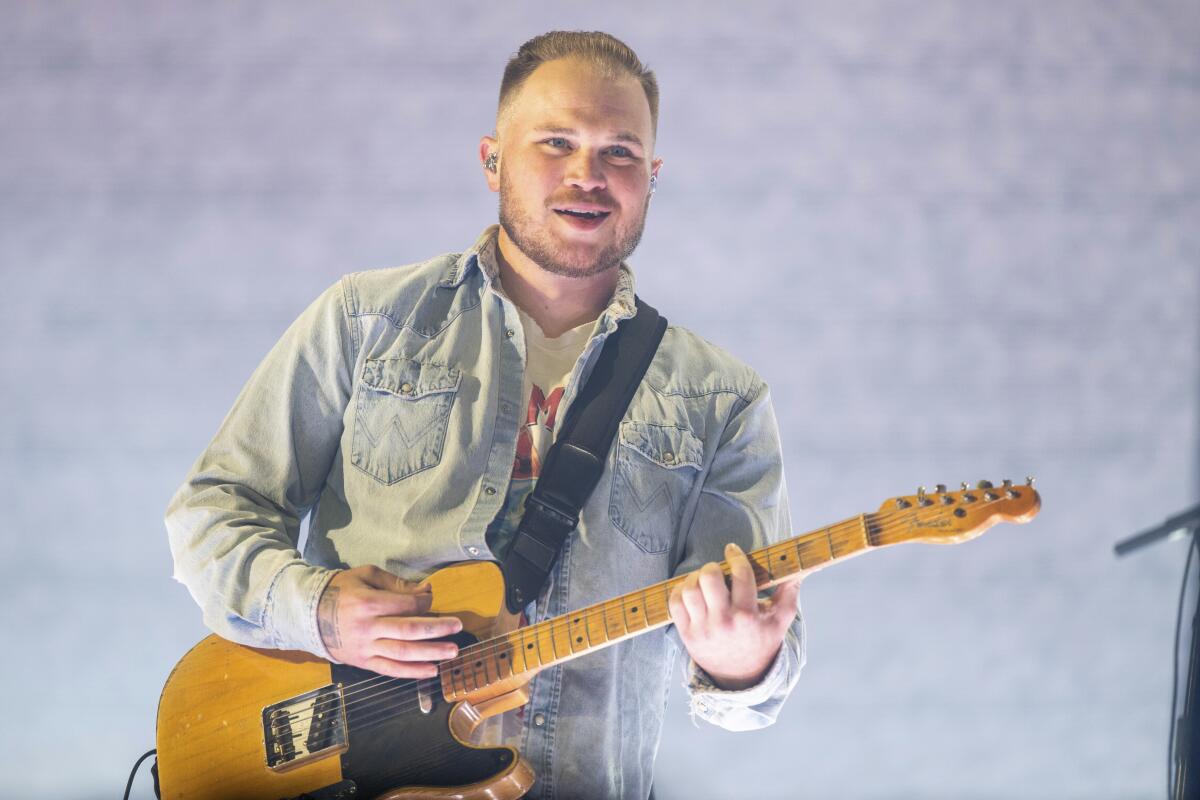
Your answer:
[156,561,536,800]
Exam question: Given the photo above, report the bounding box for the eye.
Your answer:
[608,146,635,159]
[543,137,570,149]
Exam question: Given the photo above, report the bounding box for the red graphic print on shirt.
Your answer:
[512,384,564,480]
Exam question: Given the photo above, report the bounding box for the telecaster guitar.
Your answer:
[156,479,1040,799]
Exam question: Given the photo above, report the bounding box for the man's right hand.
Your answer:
[316,565,462,679]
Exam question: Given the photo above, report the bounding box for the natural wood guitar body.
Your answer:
[157,561,535,800]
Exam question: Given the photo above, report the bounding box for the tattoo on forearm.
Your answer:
[318,586,342,650]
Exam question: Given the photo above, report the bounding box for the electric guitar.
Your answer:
[156,479,1041,799]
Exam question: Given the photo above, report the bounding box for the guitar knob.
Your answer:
[977,480,994,490]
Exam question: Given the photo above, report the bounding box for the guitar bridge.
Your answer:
[262,683,349,772]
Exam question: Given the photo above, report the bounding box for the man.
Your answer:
[167,30,803,798]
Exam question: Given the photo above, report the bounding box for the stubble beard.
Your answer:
[498,171,650,279]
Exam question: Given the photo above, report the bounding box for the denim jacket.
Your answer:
[166,225,805,799]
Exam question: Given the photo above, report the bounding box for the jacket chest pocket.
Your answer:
[350,357,461,485]
[609,420,705,554]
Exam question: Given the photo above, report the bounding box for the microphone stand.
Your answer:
[1115,503,1200,800]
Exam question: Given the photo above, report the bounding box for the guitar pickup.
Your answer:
[262,684,349,771]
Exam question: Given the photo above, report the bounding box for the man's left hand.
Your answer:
[668,542,801,690]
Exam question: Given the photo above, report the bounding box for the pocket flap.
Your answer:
[619,421,704,469]
[361,357,461,400]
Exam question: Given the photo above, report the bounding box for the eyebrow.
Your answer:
[532,126,645,148]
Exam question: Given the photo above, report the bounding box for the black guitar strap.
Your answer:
[501,296,667,614]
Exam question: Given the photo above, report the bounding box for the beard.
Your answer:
[498,171,650,279]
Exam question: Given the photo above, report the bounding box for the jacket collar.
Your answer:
[443,225,639,330]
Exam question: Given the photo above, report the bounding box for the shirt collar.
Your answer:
[443,224,639,328]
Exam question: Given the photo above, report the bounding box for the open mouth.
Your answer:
[554,209,611,220]
[553,207,612,230]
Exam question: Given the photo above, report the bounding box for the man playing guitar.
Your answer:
[167,30,803,798]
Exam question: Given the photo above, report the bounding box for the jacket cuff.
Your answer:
[685,642,789,717]
[263,562,339,660]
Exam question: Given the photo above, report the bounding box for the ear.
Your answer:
[480,135,500,192]
[651,157,663,180]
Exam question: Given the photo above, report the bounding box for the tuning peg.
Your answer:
[917,486,933,506]
[935,484,947,494]
[1002,479,1012,489]
[1026,476,1036,487]
[960,482,969,491]
[976,480,994,490]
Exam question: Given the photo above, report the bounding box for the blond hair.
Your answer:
[498,31,659,137]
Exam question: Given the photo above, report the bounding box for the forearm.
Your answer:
[165,279,356,656]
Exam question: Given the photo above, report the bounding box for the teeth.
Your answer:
[559,209,604,218]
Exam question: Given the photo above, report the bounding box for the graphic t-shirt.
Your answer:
[477,305,596,746]
[485,306,597,560]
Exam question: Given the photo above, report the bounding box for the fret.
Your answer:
[795,538,810,570]
[584,604,608,648]
[536,619,557,665]
[496,639,514,680]
[862,513,877,548]
[447,660,466,697]
[472,652,489,690]
[602,599,625,639]
[516,628,538,673]
[551,616,573,658]
[623,594,647,633]
[568,613,589,653]
[824,527,837,559]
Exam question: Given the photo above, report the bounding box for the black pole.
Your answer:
[1177,536,1200,800]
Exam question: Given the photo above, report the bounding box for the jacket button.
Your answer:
[485,487,497,496]
[467,546,480,556]
[662,451,675,464]
[533,713,546,727]
[400,382,414,395]
[505,328,516,338]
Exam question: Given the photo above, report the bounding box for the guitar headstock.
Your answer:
[873,478,1041,546]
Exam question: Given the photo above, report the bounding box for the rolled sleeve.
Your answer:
[165,278,356,657]
[671,378,806,730]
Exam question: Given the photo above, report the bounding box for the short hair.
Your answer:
[498,31,659,138]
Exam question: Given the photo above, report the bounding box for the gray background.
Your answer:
[1,2,1196,798]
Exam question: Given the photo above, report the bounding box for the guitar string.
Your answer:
[164,493,1023,773]
[166,512,876,760]
[167,493,1026,798]
[320,492,1014,720]
[164,491,1023,783]
[166,492,1024,773]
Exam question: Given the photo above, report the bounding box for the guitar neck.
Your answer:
[440,513,879,701]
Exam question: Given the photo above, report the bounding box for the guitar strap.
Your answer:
[501,296,667,614]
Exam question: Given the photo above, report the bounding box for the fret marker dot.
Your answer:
[780,554,788,560]
[475,661,482,667]
[527,643,534,649]
[575,637,583,644]
[499,653,507,659]
[631,606,638,613]
[453,669,461,675]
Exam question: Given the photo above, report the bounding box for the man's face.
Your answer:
[488,58,661,278]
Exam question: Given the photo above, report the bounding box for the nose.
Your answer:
[564,148,606,193]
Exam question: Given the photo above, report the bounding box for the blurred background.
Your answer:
[2,2,1196,798]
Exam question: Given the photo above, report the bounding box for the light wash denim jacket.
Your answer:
[166,225,805,799]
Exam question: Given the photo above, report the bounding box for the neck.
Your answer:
[494,226,618,338]
[440,513,881,703]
